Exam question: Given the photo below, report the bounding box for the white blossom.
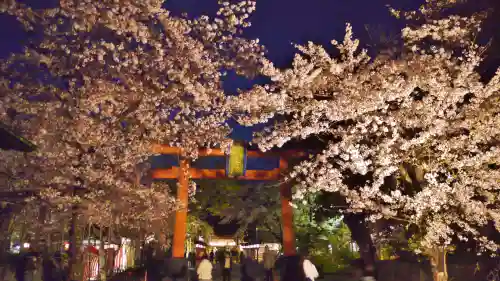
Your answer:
[231,5,500,252]
[0,0,264,232]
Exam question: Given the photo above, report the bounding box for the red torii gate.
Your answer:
[151,144,307,262]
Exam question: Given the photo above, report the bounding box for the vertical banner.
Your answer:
[227,143,246,177]
[82,246,99,281]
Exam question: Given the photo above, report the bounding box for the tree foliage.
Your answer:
[193,180,281,240]
[229,0,500,252]
[0,0,264,233]
[292,196,359,272]
[0,0,498,261]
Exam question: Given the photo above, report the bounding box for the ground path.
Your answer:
[188,263,245,281]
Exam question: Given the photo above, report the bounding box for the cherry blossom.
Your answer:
[229,2,499,253]
[0,0,264,233]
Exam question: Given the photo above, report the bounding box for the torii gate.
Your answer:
[151,143,307,280]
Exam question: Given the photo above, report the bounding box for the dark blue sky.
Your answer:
[165,0,419,66]
[0,0,422,141]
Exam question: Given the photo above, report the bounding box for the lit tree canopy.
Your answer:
[0,0,498,252]
[0,0,264,231]
[230,1,500,251]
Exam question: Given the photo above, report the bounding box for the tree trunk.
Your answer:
[0,205,13,281]
[35,205,47,251]
[66,204,78,281]
[0,205,14,253]
[427,247,448,281]
[99,227,107,281]
[343,213,378,279]
[0,207,12,281]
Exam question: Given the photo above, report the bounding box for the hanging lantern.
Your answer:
[226,142,246,178]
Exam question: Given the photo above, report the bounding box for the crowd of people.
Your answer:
[195,249,237,281]
[194,246,319,281]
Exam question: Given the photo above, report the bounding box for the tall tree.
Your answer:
[0,0,265,278]
[0,0,264,232]
[229,1,499,280]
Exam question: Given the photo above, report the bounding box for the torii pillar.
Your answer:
[172,157,189,259]
[278,159,297,257]
[168,155,189,281]
[277,160,302,281]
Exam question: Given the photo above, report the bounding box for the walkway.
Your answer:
[189,263,245,281]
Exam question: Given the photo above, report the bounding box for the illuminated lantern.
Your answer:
[226,142,246,178]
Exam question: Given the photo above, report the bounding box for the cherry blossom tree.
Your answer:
[0,0,265,278]
[229,1,499,280]
[0,0,265,228]
[0,1,498,281]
